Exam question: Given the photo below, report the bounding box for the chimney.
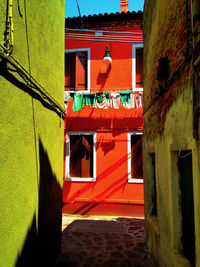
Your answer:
[120,0,128,13]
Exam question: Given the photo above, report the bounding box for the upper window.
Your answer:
[136,48,143,88]
[132,45,143,91]
[128,132,143,183]
[65,132,96,182]
[65,48,90,92]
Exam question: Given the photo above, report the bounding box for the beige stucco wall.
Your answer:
[0,1,65,266]
[143,0,200,266]
[143,82,200,267]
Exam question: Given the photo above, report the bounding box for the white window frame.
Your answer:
[128,132,143,184]
[65,132,96,182]
[65,48,91,92]
[132,44,143,92]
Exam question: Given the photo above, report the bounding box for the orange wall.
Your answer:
[64,25,144,207]
[65,26,142,91]
[63,131,143,205]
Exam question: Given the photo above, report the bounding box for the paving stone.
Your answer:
[55,214,156,267]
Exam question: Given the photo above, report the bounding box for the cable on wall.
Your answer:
[0,46,65,117]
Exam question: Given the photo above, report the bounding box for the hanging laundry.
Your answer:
[64,91,70,112]
[73,93,83,111]
[70,92,75,99]
[135,92,143,108]
[82,93,96,105]
[104,92,110,101]
[96,92,104,104]
[119,90,131,104]
[123,93,135,109]
[138,92,143,108]
[110,91,120,109]
[95,93,108,109]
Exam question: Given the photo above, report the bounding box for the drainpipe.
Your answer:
[4,0,14,55]
[191,0,199,140]
[185,0,190,60]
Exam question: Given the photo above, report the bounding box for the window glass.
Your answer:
[136,48,143,88]
[131,135,143,178]
[70,135,93,178]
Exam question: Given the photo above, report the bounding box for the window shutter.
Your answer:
[75,51,87,90]
[65,53,75,90]
[136,48,143,88]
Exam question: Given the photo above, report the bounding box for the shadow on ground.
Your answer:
[55,216,156,267]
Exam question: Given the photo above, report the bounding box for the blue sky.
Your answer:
[65,0,144,18]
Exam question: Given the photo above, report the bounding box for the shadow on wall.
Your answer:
[97,67,111,91]
[0,61,63,118]
[15,139,63,267]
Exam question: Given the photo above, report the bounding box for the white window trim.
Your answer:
[128,132,143,184]
[65,132,96,182]
[132,44,143,92]
[65,48,91,93]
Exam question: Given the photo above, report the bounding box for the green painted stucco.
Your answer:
[0,1,65,266]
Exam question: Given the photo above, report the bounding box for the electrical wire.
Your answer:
[17,0,23,17]
[0,46,65,116]
[24,0,39,188]
[65,28,143,35]
[75,0,84,29]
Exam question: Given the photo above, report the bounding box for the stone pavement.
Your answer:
[55,215,156,267]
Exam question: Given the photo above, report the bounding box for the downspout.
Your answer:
[4,0,14,55]
[191,0,199,140]
[185,0,189,60]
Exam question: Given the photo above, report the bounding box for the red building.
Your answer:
[63,4,144,217]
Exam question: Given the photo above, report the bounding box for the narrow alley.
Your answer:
[55,214,156,267]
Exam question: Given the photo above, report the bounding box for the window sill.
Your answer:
[65,177,96,182]
[128,178,144,184]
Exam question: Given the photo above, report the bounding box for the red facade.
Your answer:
[64,11,144,216]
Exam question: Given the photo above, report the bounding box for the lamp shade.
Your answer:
[103,46,112,62]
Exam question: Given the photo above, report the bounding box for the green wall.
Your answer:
[0,1,65,266]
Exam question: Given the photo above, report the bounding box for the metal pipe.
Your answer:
[4,0,14,55]
[185,0,189,59]
[191,0,199,140]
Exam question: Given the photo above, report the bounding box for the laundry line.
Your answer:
[64,90,143,112]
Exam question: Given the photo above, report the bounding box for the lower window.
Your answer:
[65,132,96,182]
[128,132,143,183]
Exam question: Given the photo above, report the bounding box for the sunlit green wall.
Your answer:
[0,1,65,266]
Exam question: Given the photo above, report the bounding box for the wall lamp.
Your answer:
[103,46,112,62]
[100,46,112,74]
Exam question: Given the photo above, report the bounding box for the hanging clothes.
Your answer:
[123,92,135,109]
[104,92,110,101]
[118,90,131,104]
[138,92,143,108]
[135,92,142,108]
[64,91,70,112]
[96,92,104,104]
[95,93,108,109]
[73,93,83,111]
[82,93,96,106]
[110,91,120,109]
[70,92,75,99]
